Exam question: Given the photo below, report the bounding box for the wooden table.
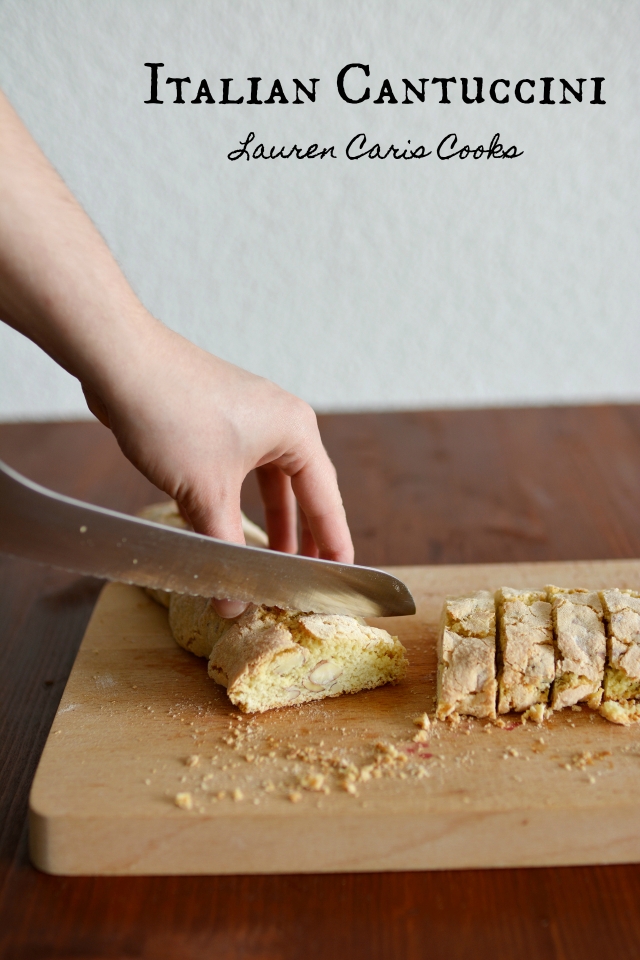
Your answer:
[3,407,640,958]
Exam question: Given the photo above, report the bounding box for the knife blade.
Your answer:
[0,459,415,618]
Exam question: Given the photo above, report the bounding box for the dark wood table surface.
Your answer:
[3,406,640,959]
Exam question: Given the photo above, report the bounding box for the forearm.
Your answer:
[0,89,154,396]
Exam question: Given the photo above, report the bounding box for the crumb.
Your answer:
[288,791,302,803]
[522,703,546,725]
[300,772,327,793]
[413,713,430,731]
[185,755,200,767]
[174,792,193,810]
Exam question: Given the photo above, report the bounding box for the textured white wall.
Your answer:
[0,0,637,420]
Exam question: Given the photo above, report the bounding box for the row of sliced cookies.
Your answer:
[437,586,640,725]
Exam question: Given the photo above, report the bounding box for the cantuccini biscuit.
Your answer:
[546,586,605,710]
[600,589,640,703]
[497,588,554,714]
[436,591,497,720]
[208,605,408,714]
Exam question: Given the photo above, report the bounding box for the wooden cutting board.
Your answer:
[30,559,640,876]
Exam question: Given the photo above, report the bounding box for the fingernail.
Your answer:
[213,598,248,619]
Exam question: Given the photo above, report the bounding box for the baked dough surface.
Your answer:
[546,586,605,710]
[436,591,497,720]
[208,605,407,714]
[600,588,640,701]
[497,588,554,714]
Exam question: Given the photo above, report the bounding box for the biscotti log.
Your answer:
[547,586,605,710]
[436,591,497,720]
[497,588,555,714]
[138,501,408,714]
[168,594,233,659]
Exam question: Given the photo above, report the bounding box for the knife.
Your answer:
[0,459,415,618]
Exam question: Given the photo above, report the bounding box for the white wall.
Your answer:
[0,0,637,420]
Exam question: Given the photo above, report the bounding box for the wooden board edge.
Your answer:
[29,803,640,876]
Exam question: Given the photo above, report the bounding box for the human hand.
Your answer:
[82,317,354,615]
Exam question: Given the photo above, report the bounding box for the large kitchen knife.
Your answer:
[0,459,415,618]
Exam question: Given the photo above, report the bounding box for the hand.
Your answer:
[83,318,354,593]
[85,315,354,617]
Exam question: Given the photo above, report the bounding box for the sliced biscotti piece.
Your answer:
[600,588,640,702]
[168,594,234,659]
[497,588,554,714]
[207,605,408,714]
[436,591,497,720]
[137,500,269,608]
[546,586,605,710]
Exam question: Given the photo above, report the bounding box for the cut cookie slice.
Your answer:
[497,588,554,714]
[436,591,497,720]
[600,588,640,702]
[208,605,408,714]
[546,586,605,710]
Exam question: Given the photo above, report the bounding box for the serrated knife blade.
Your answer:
[0,459,415,618]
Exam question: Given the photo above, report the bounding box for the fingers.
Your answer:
[177,482,249,618]
[289,447,354,564]
[256,464,298,554]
